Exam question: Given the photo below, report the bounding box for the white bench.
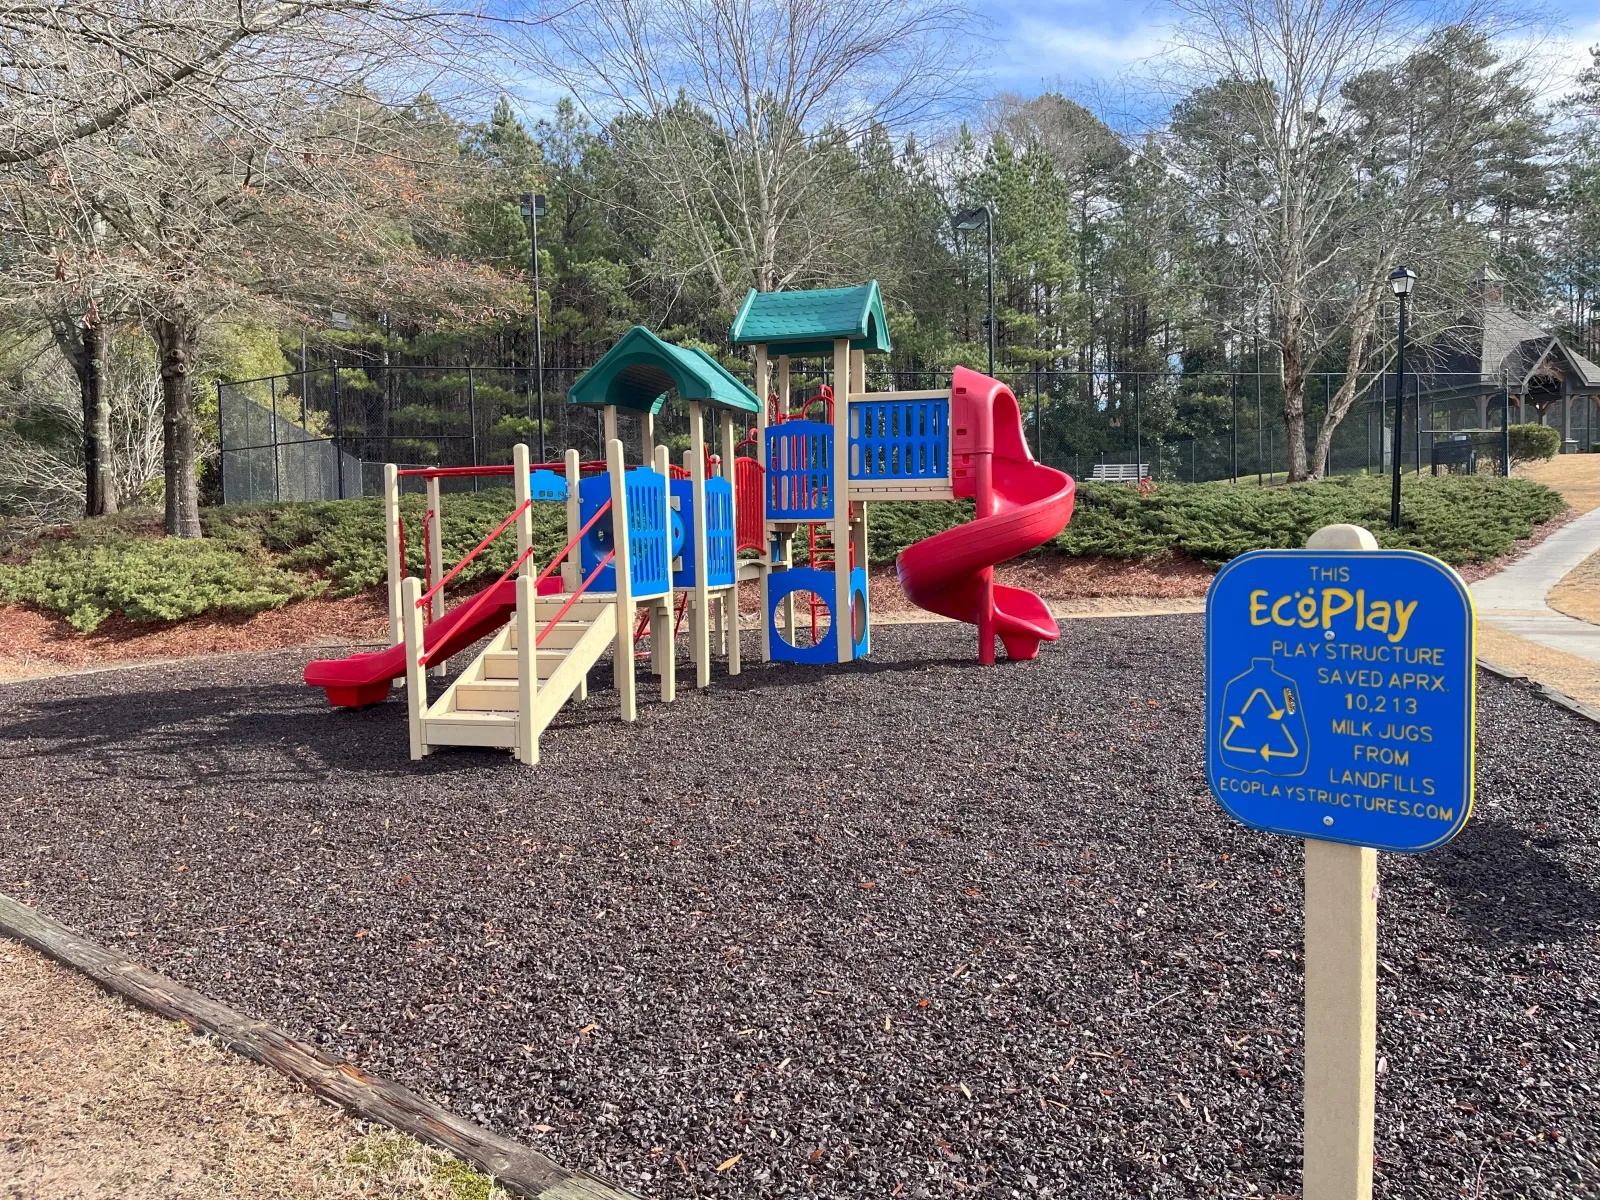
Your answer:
[1089,462,1149,482]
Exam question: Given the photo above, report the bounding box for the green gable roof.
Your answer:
[568,326,760,414]
[729,283,892,355]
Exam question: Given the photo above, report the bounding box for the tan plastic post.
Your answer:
[401,576,428,760]
[755,345,772,663]
[425,475,445,677]
[642,410,655,467]
[777,355,790,413]
[1302,520,1379,1200]
[515,573,538,764]
[384,463,403,647]
[563,449,580,592]
[513,442,532,571]
[608,437,636,722]
[603,404,618,446]
[720,410,741,676]
[689,401,712,687]
[831,337,852,662]
[850,348,865,396]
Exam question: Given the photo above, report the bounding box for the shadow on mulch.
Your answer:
[1421,817,1600,947]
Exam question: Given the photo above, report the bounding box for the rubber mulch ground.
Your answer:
[0,617,1596,1200]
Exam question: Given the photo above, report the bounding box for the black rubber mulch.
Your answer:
[1,617,1596,1199]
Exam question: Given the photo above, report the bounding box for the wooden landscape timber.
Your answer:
[0,891,641,1200]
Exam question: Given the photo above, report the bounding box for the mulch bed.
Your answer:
[0,619,1595,1199]
[0,594,391,676]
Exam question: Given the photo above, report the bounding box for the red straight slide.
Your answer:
[304,575,557,708]
[896,366,1076,663]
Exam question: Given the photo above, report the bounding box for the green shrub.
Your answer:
[1507,423,1561,464]
[0,472,1566,632]
[0,527,320,631]
[864,473,1564,568]
[220,488,570,595]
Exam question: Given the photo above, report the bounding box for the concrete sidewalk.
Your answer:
[1471,507,1600,665]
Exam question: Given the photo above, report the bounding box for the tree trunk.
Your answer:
[50,314,118,517]
[80,320,119,516]
[1281,305,1310,482]
[155,313,202,538]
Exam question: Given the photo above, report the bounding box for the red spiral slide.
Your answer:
[896,366,1076,663]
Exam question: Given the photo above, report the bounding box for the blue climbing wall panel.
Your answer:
[765,421,833,521]
[848,397,949,482]
[579,467,670,597]
[670,477,736,591]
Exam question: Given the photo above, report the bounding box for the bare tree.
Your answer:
[517,0,980,305]
[2,91,512,536]
[1164,0,1545,480]
[0,0,483,166]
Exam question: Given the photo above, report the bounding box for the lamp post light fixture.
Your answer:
[952,205,995,376]
[519,192,548,461]
[1388,265,1417,530]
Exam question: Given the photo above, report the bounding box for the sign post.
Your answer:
[1205,523,1475,1200]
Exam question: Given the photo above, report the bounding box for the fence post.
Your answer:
[216,380,226,504]
[467,364,479,492]
[1134,376,1143,479]
[331,364,345,500]
[1231,372,1239,484]
[269,375,281,503]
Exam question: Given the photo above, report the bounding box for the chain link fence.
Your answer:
[218,361,1555,504]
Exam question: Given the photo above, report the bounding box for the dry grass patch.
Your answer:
[1516,453,1599,513]
[0,939,507,1200]
[1548,549,1600,626]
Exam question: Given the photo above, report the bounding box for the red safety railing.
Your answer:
[419,544,535,666]
[417,500,533,610]
[421,510,434,616]
[536,552,615,647]
[415,500,613,667]
[397,461,605,480]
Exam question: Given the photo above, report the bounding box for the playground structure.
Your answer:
[304,284,1076,760]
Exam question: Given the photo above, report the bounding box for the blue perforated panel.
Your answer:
[849,398,949,481]
[764,421,833,520]
[579,468,670,597]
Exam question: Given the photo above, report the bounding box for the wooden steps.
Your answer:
[411,594,619,762]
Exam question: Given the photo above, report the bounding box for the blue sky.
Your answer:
[983,0,1600,108]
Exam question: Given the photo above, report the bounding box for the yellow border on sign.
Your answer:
[1205,547,1475,853]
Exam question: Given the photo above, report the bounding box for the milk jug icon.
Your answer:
[1219,657,1310,776]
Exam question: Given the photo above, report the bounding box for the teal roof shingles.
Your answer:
[568,326,760,414]
[729,283,892,355]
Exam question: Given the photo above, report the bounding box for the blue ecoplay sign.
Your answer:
[1205,549,1475,853]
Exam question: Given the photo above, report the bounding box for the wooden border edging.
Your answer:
[0,892,640,1200]
[1477,656,1600,726]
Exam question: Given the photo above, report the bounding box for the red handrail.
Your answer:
[418,500,532,609]
[421,510,434,620]
[532,499,611,594]
[416,500,614,665]
[419,543,535,665]
[397,461,607,479]
[536,552,615,647]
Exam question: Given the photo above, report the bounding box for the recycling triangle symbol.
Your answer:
[1218,657,1310,777]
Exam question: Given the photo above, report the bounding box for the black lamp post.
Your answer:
[1388,265,1417,529]
[953,205,995,376]
[519,192,548,461]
